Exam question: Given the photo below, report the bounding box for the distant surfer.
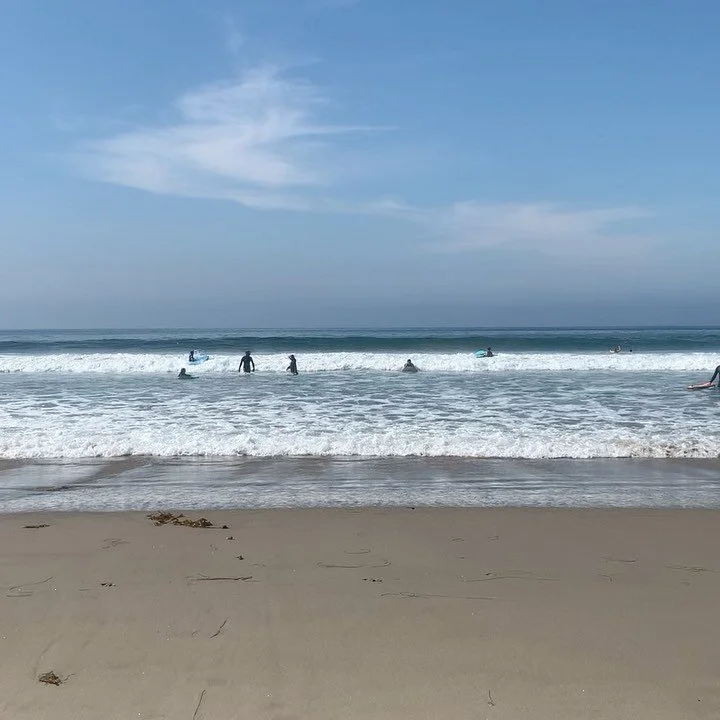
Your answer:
[485,347,494,358]
[287,354,298,375]
[402,359,418,373]
[239,351,255,374]
[611,345,621,354]
[178,368,195,379]
[188,350,195,362]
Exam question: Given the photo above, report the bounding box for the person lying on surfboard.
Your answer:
[178,368,196,379]
[687,365,720,389]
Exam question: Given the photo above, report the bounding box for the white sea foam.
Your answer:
[0,351,719,374]
[1,348,718,460]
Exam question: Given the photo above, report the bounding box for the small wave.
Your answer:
[0,351,718,374]
[0,428,716,459]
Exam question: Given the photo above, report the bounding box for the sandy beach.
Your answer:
[1,507,719,719]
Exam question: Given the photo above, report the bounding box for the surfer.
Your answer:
[611,345,621,354]
[687,364,720,390]
[239,351,255,374]
[402,359,418,373]
[485,347,494,358]
[188,350,195,362]
[177,368,195,379]
[287,354,298,375]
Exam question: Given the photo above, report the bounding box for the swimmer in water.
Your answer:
[401,359,419,373]
[178,368,195,379]
[287,354,298,375]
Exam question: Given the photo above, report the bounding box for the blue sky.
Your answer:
[1,0,719,327]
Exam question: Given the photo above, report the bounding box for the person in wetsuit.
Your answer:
[485,347,494,358]
[287,354,298,375]
[402,359,418,373]
[188,350,195,362]
[709,365,720,385]
[178,368,195,379]
[239,351,255,373]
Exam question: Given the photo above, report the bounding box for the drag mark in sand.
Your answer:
[460,571,558,583]
[602,556,637,564]
[210,619,228,639]
[101,538,129,549]
[192,689,206,720]
[666,564,719,573]
[6,575,54,598]
[381,591,495,601]
[187,574,255,583]
[317,558,391,569]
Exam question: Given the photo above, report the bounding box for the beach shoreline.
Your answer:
[2,507,719,719]
[3,456,720,512]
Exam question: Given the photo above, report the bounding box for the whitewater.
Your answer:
[0,327,719,460]
[2,350,720,374]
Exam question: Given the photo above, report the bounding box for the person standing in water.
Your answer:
[287,354,298,375]
[188,350,195,362]
[485,347,494,358]
[238,351,255,373]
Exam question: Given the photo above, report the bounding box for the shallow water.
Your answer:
[1,327,718,509]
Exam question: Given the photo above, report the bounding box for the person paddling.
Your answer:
[402,359,419,373]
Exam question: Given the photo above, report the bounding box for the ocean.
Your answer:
[2,327,720,511]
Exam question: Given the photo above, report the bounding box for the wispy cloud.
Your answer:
[74,65,653,257]
[366,199,652,255]
[428,202,651,254]
[75,65,381,206]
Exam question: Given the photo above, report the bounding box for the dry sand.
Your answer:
[1,507,719,719]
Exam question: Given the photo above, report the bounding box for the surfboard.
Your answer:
[188,354,210,365]
[474,350,487,358]
[687,382,714,390]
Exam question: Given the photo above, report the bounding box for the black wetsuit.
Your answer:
[239,355,255,373]
[710,365,720,384]
[288,358,298,375]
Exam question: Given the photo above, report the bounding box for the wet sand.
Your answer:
[1,507,719,719]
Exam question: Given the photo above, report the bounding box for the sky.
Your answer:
[1,0,719,328]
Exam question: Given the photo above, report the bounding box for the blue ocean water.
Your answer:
[1,327,719,510]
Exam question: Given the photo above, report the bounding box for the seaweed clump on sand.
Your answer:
[147,512,214,528]
[38,671,63,686]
